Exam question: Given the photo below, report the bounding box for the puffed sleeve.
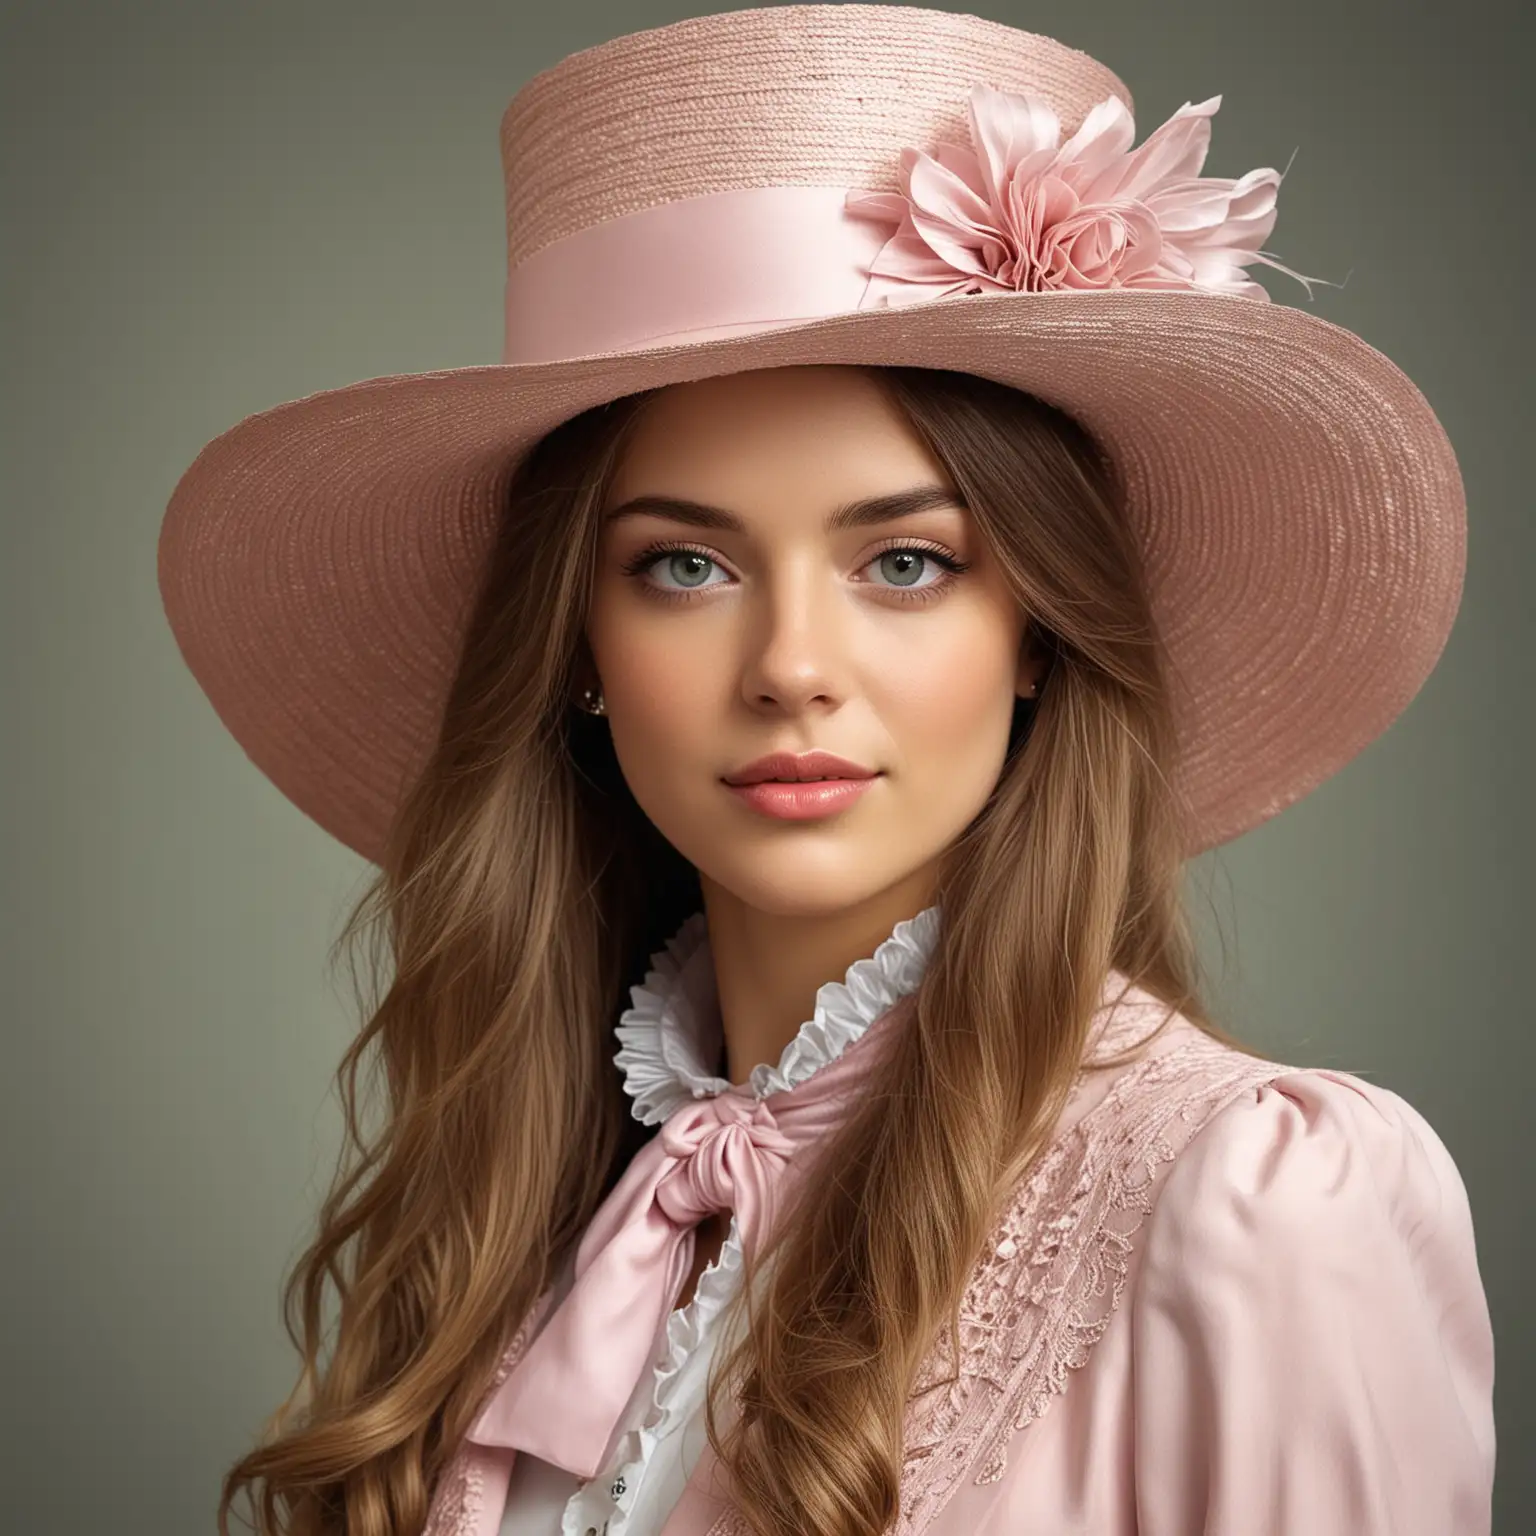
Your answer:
[1129,1068,1495,1535]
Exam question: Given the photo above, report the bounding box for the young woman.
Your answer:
[158,8,1495,1535]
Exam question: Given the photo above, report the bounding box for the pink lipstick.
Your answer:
[724,776,879,820]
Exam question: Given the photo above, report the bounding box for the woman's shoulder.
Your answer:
[901,983,1496,1531]
[899,989,1292,1508]
[1084,977,1489,1316]
[1141,1055,1483,1266]
[1060,976,1491,1362]
[1056,969,1487,1191]
[1121,1052,1498,1533]
[1131,1048,1494,1398]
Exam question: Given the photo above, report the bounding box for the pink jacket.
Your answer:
[423,994,1496,1536]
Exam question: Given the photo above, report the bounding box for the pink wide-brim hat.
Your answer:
[158,4,1465,865]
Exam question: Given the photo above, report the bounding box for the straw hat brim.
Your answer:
[158,287,1465,864]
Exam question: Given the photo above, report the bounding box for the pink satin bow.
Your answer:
[467,997,909,1477]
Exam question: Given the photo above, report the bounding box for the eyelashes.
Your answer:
[619,537,973,607]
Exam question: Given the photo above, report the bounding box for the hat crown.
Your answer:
[498,3,1133,272]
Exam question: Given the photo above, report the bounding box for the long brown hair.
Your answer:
[218,365,1255,1536]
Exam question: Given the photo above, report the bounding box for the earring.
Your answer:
[578,686,607,716]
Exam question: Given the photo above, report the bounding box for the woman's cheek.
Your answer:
[884,627,1015,746]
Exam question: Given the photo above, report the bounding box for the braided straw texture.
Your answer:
[499,4,1133,268]
[157,4,1464,868]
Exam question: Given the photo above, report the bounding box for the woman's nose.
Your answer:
[735,568,851,710]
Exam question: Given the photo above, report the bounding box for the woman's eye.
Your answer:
[621,542,971,604]
[641,548,727,593]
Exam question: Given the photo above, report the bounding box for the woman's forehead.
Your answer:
[605,367,953,513]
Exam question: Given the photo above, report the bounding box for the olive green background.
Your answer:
[2,0,1528,1530]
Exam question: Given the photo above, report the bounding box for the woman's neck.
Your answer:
[698,864,941,1087]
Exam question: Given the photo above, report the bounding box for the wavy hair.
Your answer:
[217,365,1256,1535]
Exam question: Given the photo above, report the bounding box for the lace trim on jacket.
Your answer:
[697,1019,1291,1536]
[426,995,1289,1536]
[424,1288,555,1535]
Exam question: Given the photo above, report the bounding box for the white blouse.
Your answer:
[496,905,942,1536]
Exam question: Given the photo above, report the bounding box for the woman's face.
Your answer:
[586,365,1038,920]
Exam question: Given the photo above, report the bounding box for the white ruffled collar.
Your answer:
[613,904,942,1125]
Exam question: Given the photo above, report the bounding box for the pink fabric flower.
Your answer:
[846,85,1322,305]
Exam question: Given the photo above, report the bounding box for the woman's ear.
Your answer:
[1017,626,1050,699]
[570,629,600,691]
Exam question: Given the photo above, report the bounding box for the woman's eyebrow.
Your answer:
[602,484,965,533]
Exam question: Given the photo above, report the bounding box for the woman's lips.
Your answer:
[723,775,881,821]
